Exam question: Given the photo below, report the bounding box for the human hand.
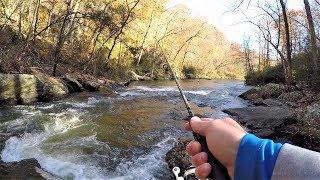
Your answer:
[185,117,247,179]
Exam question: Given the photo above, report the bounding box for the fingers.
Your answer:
[186,141,202,156]
[195,163,212,179]
[191,152,208,166]
[185,121,192,131]
[189,117,211,136]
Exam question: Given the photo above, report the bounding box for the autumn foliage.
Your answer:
[0,0,244,80]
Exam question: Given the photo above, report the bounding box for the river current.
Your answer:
[0,79,249,179]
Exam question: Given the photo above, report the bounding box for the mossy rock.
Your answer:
[259,83,286,99]
[0,73,68,106]
[278,91,304,103]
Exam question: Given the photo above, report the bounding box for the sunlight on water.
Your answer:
[0,80,249,179]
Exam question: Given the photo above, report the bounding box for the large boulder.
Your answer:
[259,83,286,99]
[239,83,287,102]
[78,80,100,92]
[62,75,84,93]
[0,73,68,106]
[278,91,304,103]
[262,99,286,108]
[223,107,296,138]
[303,103,320,125]
[0,159,44,179]
[239,88,259,100]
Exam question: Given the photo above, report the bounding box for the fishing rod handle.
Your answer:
[193,132,231,180]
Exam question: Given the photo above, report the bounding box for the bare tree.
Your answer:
[279,0,293,85]
[304,0,319,75]
[52,0,77,76]
[107,0,140,62]
[136,10,154,66]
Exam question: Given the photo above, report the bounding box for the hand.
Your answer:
[185,117,247,179]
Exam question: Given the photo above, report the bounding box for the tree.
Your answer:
[107,0,141,62]
[279,0,293,85]
[304,0,319,76]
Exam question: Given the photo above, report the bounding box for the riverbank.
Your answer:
[166,83,320,178]
[0,70,125,178]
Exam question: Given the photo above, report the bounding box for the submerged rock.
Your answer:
[0,159,44,179]
[165,138,192,173]
[0,73,68,106]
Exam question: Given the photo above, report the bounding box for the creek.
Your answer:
[0,79,249,179]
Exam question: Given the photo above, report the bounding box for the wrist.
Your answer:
[234,134,283,180]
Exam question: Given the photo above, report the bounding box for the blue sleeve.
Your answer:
[235,134,283,180]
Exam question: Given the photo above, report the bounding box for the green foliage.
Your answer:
[292,51,313,82]
[245,65,285,85]
[182,66,197,79]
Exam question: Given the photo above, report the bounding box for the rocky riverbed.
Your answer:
[166,83,320,178]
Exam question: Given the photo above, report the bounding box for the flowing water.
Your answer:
[0,79,249,180]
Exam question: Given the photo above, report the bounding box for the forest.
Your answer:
[239,0,320,88]
[2,0,320,179]
[0,0,244,81]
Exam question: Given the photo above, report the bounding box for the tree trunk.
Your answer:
[107,0,140,62]
[32,0,40,42]
[26,0,35,40]
[136,11,154,66]
[304,0,319,75]
[279,0,293,85]
[52,0,72,76]
[18,1,24,37]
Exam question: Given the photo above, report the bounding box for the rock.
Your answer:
[0,133,12,152]
[0,73,68,106]
[99,86,116,95]
[239,88,259,100]
[78,79,100,92]
[166,138,192,172]
[262,99,286,108]
[303,103,320,125]
[223,107,296,130]
[0,159,44,179]
[252,98,264,106]
[259,83,286,99]
[118,80,133,87]
[62,75,84,93]
[278,91,304,103]
[251,128,275,138]
[129,71,151,81]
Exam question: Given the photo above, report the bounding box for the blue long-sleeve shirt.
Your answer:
[235,134,283,180]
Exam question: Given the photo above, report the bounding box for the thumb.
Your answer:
[190,117,210,136]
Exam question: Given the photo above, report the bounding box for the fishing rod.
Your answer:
[161,47,230,180]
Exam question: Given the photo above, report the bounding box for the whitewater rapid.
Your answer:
[0,80,249,179]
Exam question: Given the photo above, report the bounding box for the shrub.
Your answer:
[263,65,285,84]
[245,71,263,85]
[182,66,197,79]
[244,65,285,85]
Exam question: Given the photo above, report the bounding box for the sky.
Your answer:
[169,0,304,45]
